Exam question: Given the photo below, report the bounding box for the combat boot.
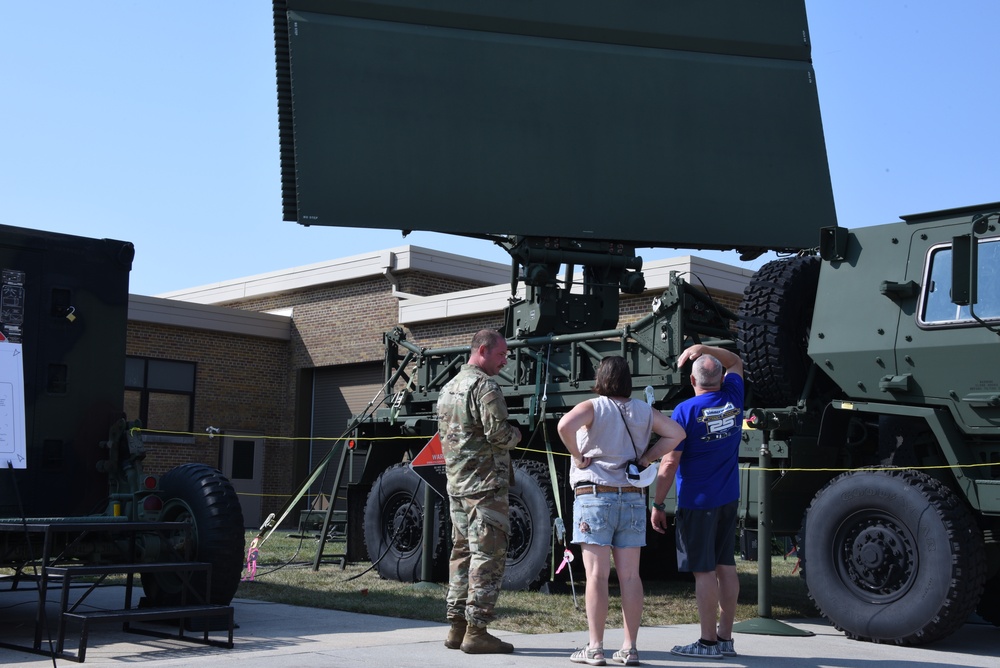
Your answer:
[460,624,514,654]
[444,618,466,649]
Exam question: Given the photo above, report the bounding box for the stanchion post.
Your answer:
[757,430,773,618]
[418,482,435,586]
[732,411,813,637]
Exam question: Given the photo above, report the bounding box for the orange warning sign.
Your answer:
[410,433,447,498]
[410,432,444,468]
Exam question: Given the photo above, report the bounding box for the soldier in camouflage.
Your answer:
[437,329,522,654]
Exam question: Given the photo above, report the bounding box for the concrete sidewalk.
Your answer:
[1,586,997,667]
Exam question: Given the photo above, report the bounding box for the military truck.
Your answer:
[0,224,245,622]
[271,0,999,646]
[737,205,1000,644]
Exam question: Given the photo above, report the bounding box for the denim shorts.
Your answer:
[571,490,646,548]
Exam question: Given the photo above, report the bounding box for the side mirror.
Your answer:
[951,233,976,306]
[819,226,849,262]
[952,212,994,306]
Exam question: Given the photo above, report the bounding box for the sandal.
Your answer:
[611,647,639,666]
[570,644,606,666]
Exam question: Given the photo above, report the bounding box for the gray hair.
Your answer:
[692,354,724,388]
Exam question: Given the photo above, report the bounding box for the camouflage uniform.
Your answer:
[437,363,521,628]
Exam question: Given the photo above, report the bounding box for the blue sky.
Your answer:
[2,1,997,297]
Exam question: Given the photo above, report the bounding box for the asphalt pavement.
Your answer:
[0,584,997,667]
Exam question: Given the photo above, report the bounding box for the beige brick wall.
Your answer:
[222,273,491,368]
[125,270,491,518]
[127,322,293,519]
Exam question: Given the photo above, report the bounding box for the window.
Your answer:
[920,238,1000,326]
[230,439,257,480]
[125,357,196,433]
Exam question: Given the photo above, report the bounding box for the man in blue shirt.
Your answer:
[651,344,743,659]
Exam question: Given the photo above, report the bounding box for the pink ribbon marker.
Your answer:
[555,548,574,575]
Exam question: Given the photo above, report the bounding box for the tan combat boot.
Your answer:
[460,624,514,654]
[444,618,466,649]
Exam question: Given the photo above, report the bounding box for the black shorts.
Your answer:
[675,500,738,572]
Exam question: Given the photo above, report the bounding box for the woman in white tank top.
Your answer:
[557,356,685,666]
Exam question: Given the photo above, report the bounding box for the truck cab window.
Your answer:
[921,238,1000,325]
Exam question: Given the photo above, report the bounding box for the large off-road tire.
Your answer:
[738,256,821,406]
[504,461,556,591]
[800,469,986,645]
[141,464,245,606]
[363,463,445,582]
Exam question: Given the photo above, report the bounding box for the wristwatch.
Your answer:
[651,501,666,511]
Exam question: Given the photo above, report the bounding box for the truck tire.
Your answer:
[800,469,986,645]
[141,464,246,606]
[504,461,556,591]
[363,463,445,582]
[738,256,821,406]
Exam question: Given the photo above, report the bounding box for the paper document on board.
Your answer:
[0,342,27,468]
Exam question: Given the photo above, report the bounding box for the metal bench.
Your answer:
[47,561,234,662]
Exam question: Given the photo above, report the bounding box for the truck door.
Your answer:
[897,227,1000,431]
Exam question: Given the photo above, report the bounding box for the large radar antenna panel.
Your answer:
[274,0,837,256]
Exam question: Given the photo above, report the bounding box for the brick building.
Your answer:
[128,246,752,528]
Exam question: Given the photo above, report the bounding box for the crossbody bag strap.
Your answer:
[613,400,642,461]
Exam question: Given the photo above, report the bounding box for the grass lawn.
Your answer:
[236,530,818,634]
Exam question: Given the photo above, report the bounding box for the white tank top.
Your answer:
[569,396,654,488]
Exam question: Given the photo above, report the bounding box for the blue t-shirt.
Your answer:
[671,374,743,509]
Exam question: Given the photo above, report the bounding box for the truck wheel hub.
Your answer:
[388,499,421,553]
[839,516,916,600]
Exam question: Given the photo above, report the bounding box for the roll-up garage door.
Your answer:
[310,363,383,496]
